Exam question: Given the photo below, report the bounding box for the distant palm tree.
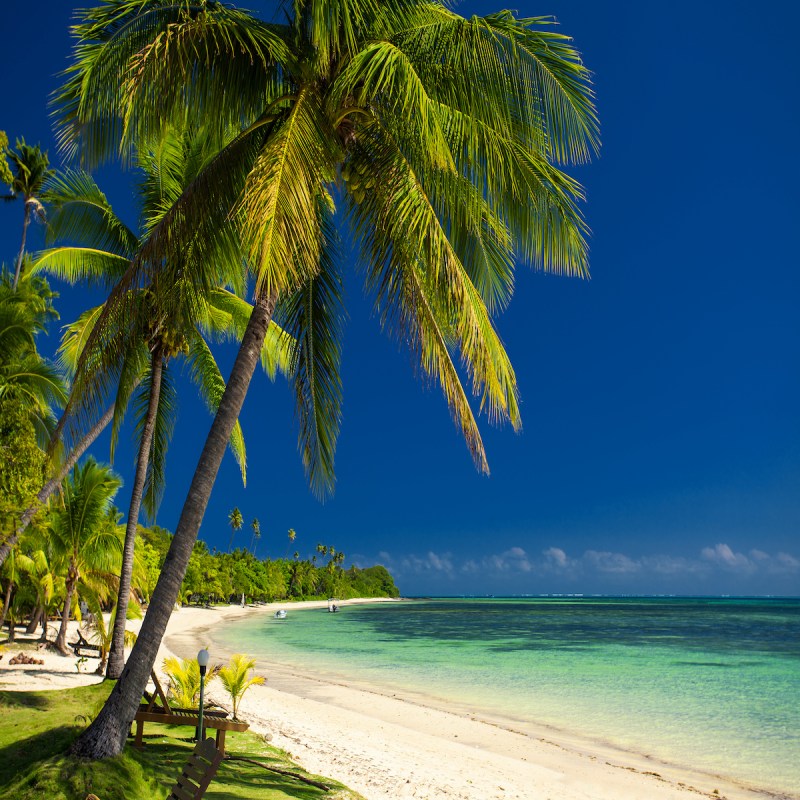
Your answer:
[2,140,53,290]
[62,0,597,759]
[227,508,243,552]
[249,518,261,555]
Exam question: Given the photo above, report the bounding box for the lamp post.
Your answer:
[197,648,210,742]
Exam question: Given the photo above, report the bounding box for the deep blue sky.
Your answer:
[2,0,798,596]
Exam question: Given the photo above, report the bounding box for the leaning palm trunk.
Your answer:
[12,203,30,291]
[25,605,42,635]
[107,347,163,679]
[71,293,276,759]
[56,562,78,655]
[0,405,115,569]
[0,581,12,630]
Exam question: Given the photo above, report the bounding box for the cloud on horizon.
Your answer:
[367,542,800,594]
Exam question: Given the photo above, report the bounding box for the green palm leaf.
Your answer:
[277,200,345,497]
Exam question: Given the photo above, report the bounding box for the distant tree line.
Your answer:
[138,524,400,605]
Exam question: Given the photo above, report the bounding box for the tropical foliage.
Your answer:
[217,654,265,720]
[162,654,220,708]
[48,457,124,654]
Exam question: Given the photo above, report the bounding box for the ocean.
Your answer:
[216,597,800,797]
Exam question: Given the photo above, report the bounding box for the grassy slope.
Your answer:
[0,683,363,800]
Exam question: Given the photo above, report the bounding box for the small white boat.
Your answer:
[274,609,287,620]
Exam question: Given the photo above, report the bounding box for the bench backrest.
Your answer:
[168,738,223,800]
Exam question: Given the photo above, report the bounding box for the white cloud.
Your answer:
[543,546,569,568]
[371,541,799,591]
[584,550,641,574]
[701,543,754,572]
[399,551,455,577]
[481,547,533,573]
[773,552,800,572]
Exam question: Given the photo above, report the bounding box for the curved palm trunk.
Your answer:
[107,347,163,679]
[0,581,13,630]
[56,560,78,655]
[71,293,276,760]
[0,405,116,569]
[12,200,31,291]
[25,605,42,635]
[39,612,50,643]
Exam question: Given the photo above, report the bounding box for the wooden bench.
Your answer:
[132,671,249,755]
[70,630,102,658]
[168,737,224,800]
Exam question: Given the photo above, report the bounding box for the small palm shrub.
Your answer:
[218,654,265,720]
[162,654,220,708]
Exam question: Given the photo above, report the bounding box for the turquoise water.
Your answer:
[216,597,800,796]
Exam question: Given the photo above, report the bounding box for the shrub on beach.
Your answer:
[162,654,220,708]
[218,654,265,720]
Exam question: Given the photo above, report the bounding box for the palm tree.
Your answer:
[227,507,244,553]
[61,0,597,758]
[249,518,261,555]
[2,140,54,290]
[217,654,264,720]
[48,457,123,655]
[32,129,294,678]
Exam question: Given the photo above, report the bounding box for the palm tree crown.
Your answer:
[3,140,54,289]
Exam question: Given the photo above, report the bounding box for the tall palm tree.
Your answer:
[60,0,597,758]
[32,128,294,678]
[2,140,54,290]
[48,457,123,655]
[227,507,243,552]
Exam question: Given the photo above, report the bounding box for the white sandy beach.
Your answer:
[0,600,788,800]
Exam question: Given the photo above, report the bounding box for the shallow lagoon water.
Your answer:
[217,597,800,796]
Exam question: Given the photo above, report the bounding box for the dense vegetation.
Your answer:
[141,524,400,604]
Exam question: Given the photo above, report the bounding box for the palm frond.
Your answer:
[239,87,335,298]
[276,199,345,497]
[184,334,247,486]
[207,289,295,380]
[30,247,131,287]
[42,170,138,257]
[122,9,290,146]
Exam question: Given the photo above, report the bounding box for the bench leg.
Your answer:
[134,719,144,748]
[215,729,226,755]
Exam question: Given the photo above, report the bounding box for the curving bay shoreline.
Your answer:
[162,599,792,800]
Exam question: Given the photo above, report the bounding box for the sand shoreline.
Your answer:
[1,600,793,800]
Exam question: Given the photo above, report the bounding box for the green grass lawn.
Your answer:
[0,682,363,800]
